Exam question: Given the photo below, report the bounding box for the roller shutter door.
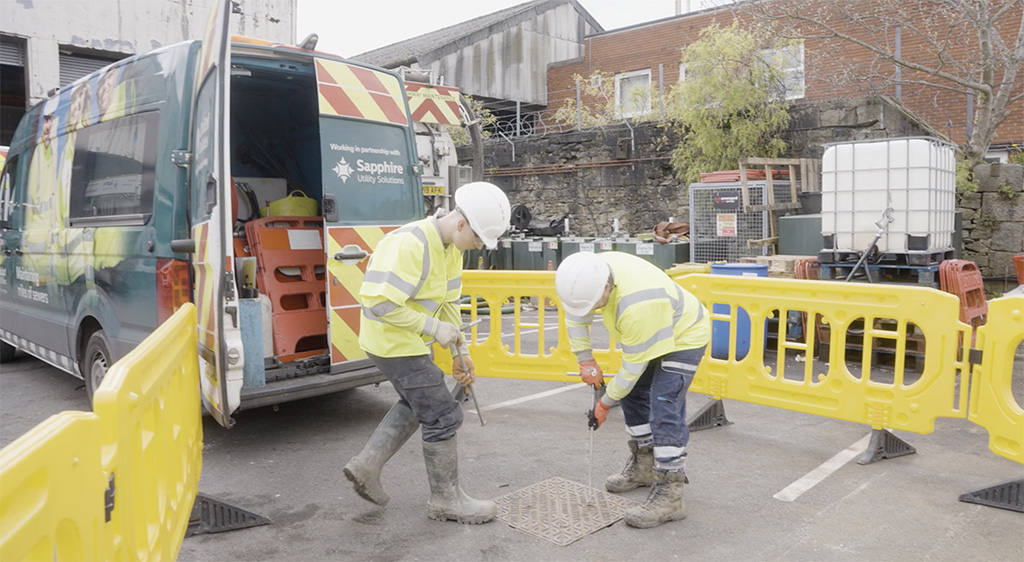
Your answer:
[0,39,25,67]
[59,52,121,87]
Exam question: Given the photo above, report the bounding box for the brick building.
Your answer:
[544,0,1023,160]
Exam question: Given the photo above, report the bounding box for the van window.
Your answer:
[69,111,159,226]
[0,155,17,229]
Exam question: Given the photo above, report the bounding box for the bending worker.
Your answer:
[344,182,511,525]
[555,251,710,529]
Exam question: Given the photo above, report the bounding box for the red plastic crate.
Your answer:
[245,216,328,357]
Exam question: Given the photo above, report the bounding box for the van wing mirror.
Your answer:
[171,239,196,253]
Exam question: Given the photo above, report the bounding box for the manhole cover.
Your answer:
[494,476,638,546]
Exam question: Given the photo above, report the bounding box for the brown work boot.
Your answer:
[623,470,687,529]
[344,402,420,506]
[422,435,496,524]
[605,439,656,493]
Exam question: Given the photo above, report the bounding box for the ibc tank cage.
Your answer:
[688,180,795,263]
[820,137,956,259]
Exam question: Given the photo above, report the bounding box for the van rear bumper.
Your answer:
[238,366,386,411]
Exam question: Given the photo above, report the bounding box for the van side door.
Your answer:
[189,0,243,428]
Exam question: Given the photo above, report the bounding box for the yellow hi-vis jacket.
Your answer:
[358,216,463,358]
[566,252,710,402]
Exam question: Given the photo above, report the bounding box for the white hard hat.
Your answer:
[555,252,610,316]
[454,182,510,250]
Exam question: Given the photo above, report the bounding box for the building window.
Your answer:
[0,154,18,228]
[70,111,159,226]
[679,43,805,101]
[766,42,805,100]
[615,69,651,118]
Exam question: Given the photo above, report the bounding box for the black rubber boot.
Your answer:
[422,435,496,524]
[343,402,420,506]
[623,470,687,529]
[605,439,656,493]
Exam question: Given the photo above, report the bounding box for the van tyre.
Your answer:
[83,330,112,403]
[0,341,16,363]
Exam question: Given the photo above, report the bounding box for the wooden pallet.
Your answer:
[819,262,940,288]
[817,318,927,374]
[817,248,955,266]
[739,254,817,277]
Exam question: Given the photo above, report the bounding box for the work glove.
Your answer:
[578,359,603,389]
[452,351,476,387]
[433,321,463,348]
[588,400,611,430]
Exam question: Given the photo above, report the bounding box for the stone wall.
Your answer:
[961,163,1024,292]
[475,96,936,238]
[471,97,1022,294]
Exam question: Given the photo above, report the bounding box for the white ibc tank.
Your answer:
[821,137,956,254]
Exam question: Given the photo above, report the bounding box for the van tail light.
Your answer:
[157,258,192,324]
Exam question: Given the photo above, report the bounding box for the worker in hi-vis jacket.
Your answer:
[344,182,510,525]
[556,251,710,528]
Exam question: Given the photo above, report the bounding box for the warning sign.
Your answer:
[717,213,737,237]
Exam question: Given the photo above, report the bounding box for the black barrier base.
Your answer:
[959,478,1024,513]
[857,429,916,465]
[687,399,732,432]
[186,492,271,537]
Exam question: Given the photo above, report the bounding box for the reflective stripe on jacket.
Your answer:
[567,251,709,401]
[358,216,462,357]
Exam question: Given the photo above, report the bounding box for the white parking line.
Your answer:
[773,434,871,502]
[468,382,587,413]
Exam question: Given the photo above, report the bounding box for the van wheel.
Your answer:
[0,341,15,363]
[83,330,112,403]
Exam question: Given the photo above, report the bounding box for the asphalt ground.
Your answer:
[1,308,1022,561]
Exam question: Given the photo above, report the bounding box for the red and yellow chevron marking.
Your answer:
[405,82,462,125]
[195,0,227,87]
[330,307,364,363]
[191,221,217,355]
[315,59,409,126]
[326,225,397,363]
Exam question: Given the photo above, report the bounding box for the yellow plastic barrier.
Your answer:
[463,271,972,435]
[967,295,1024,465]
[680,274,971,434]
[0,413,107,561]
[463,271,607,382]
[0,304,202,561]
[94,302,203,561]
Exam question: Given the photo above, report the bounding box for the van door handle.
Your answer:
[333,244,369,265]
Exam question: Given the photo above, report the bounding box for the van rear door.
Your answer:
[189,0,243,427]
[313,59,423,366]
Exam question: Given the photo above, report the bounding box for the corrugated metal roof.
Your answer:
[352,0,602,68]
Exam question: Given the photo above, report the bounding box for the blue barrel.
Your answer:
[710,263,769,360]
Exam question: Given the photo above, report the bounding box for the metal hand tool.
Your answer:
[585,382,605,505]
[450,343,486,426]
[423,319,482,346]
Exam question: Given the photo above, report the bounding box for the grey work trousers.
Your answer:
[366,352,463,443]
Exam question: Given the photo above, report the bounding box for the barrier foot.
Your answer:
[856,429,916,465]
[959,478,1024,513]
[186,492,271,537]
[687,399,732,432]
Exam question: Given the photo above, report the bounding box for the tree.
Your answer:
[667,21,793,184]
[747,0,1024,178]
[448,94,495,148]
